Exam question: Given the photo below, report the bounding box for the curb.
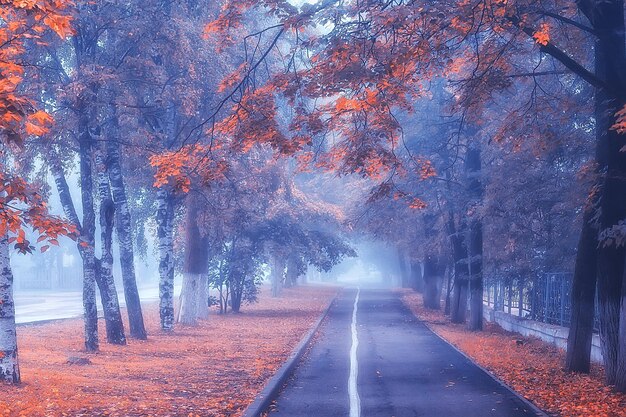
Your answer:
[17,315,84,327]
[240,292,339,417]
[400,298,551,417]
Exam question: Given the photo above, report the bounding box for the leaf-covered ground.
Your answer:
[401,291,626,417]
[0,285,337,417]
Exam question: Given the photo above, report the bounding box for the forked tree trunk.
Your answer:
[52,153,125,345]
[157,189,176,330]
[106,125,147,340]
[0,235,19,383]
[95,152,126,345]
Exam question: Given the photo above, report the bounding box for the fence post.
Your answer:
[530,277,538,320]
[559,274,565,326]
[517,275,524,317]
[543,275,550,323]
[507,282,512,315]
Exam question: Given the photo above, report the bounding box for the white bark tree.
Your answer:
[0,235,19,383]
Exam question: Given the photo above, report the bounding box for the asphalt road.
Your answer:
[268,289,544,417]
[14,284,181,324]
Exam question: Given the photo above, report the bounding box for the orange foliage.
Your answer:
[533,23,551,46]
[612,105,626,135]
[0,172,77,253]
[0,0,74,250]
[401,291,626,417]
[0,286,337,417]
[0,0,73,145]
[150,145,229,193]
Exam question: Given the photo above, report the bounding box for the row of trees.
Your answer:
[0,0,355,384]
[2,0,626,396]
[203,0,626,392]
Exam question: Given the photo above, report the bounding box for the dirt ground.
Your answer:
[1,285,337,417]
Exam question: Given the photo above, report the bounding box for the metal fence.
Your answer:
[483,272,599,331]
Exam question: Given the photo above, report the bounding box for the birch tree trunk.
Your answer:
[157,189,176,330]
[78,96,99,352]
[51,152,124,345]
[106,126,147,340]
[95,152,126,345]
[0,235,19,383]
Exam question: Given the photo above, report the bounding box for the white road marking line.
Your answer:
[349,288,361,417]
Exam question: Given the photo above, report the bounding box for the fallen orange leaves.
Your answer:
[0,286,337,417]
[401,291,626,417]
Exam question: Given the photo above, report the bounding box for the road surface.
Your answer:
[14,283,181,324]
[268,289,544,417]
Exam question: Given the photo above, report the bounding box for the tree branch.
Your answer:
[508,15,606,90]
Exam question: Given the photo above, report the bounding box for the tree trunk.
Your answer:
[590,1,626,386]
[178,272,200,324]
[51,152,125,345]
[231,276,242,313]
[409,260,424,292]
[397,249,411,288]
[619,259,626,391]
[423,256,445,309]
[450,222,470,324]
[444,203,469,323]
[95,152,126,345]
[177,194,208,325]
[78,97,98,352]
[566,200,598,373]
[0,235,19,383]
[285,255,299,288]
[466,147,484,331]
[196,274,209,319]
[270,253,285,297]
[157,189,176,330]
[106,125,147,340]
[444,263,453,315]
